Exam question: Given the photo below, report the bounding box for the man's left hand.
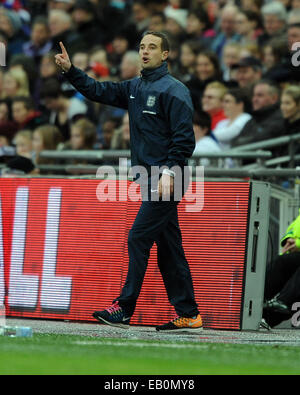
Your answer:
[158,173,174,199]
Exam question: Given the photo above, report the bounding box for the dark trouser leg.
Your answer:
[116,199,198,317]
[156,208,198,317]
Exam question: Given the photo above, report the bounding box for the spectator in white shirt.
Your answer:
[193,110,221,166]
[213,88,252,150]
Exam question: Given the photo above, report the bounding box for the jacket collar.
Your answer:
[140,61,169,82]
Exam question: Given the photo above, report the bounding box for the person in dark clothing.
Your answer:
[231,80,285,147]
[272,85,300,162]
[263,210,300,328]
[71,0,106,49]
[48,8,86,57]
[185,50,223,112]
[55,31,202,332]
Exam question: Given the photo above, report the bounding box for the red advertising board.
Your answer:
[0,178,250,329]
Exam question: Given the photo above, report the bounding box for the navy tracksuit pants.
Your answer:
[116,179,199,318]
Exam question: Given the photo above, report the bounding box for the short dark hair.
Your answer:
[12,96,35,111]
[142,31,170,52]
[40,78,64,99]
[193,110,212,134]
[225,88,251,112]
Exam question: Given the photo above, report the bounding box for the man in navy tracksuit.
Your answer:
[55,32,202,332]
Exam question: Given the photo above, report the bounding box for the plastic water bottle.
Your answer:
[0,326,33,337]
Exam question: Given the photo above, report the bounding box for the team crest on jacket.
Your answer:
[147,95,156,107]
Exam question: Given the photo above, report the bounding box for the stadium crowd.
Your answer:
[0,0,300,173]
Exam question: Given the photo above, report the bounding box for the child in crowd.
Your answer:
[13,129,32,158]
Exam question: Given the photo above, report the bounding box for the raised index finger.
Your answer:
[59,41,67,56]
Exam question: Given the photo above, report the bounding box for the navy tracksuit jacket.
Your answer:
[64,62,199,318]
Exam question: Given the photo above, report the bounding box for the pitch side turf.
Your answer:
[1,333,300,375]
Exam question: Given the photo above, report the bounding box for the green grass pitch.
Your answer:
[0,334,300,375]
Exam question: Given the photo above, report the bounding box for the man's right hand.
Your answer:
[282,238,299,254]
[55,41,72,72]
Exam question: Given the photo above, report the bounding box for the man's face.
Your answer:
[288,26,300,51]
[202,87,223,114]
[120,56,140,80]
[263,14,285,36]
[12,102,29,123]
[31,23,49,46]
[139,34,168,69]
[220,10,236,36]
[148,15,165,32]
[236,66,261,88]
[252,83,277,111]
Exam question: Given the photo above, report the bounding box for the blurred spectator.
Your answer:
[231,80,285,146]
[101,115,122,149]
[186,50,223,112]
[48,0,75,12]
[280,85,300,132]
[211,5,240,59]
[235,10,263,44]
[201,81,227,130]
[32,124,62,165]
[287,23,300,82]
[66,117,97,150]
[39,78,88,140]
[239,42,261,59]
[1,155,37,177]
[262,37,291,83]
[185,8,215,48]
[0,135,10,147]
[33,51,62,107]
[241,0,264,14]
[221,42,241,82]
[13,129,32,158]
[22,16,52,65]
[48,8,86,56]
[164,6,188,42]
[273,85,300,158]
[39,52,60,80]
[8,53,38,96]
[0,7,28,56]
[72,51,90,72]
[213,88,252,150]
[192,110,221,166]
[287,8,300,24]
[111,112,131,150]
[232,56,263,89]
[178,40,203,83]
[109,25,140,73]
[120,51,141,80]
[71,0,105,48]
[258,1,287,46]
[148,12,167,32]
[12,96,46,131]
[132,0,151,34]
[0,98,18,141]
[288,22,300,57]
[2,67,30,98]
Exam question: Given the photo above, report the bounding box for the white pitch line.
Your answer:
[73,340,210,350]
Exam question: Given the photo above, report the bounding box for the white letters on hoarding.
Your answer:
[8,187,40,308]
[40,188,72,311]
[0,186,73,311]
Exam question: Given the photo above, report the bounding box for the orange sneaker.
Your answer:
[156,314,203,333]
